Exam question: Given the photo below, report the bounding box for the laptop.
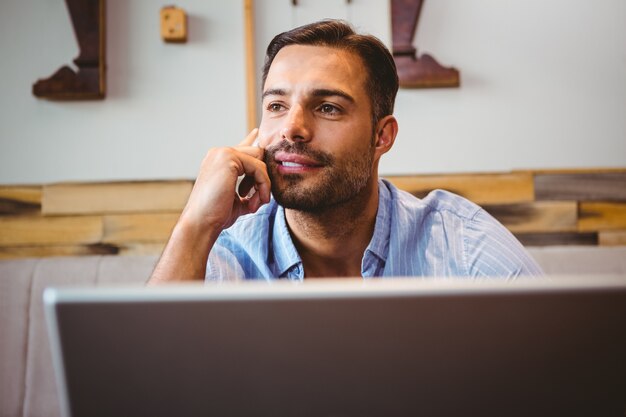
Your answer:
[44,276,626,417]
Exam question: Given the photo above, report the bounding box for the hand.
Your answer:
[148,129,271,284]
[179,128,272,234]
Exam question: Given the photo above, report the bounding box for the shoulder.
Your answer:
[382,179,482,223]
[381,179,543,278]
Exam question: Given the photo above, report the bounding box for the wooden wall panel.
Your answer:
[385,172,534,204]
[102,213,179,244]
[0,216,103,246]
[599,231,626,246]
[42,181,192,215]
[484,202,578,233]
[578,202,626,231]
[514,232,598,247]
[0,244,117,260]
[535,172,626,201]
[0,186,42,215]
[1,169,624,259]
[116,242,166,256]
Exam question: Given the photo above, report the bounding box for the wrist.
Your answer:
[177,205,225,234]
[173,213,222,251]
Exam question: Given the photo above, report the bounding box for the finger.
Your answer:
[235,144,265,161]
[237,175,256,198]
[242,189,263,214]
[237,154,271,204]
[238,128,258,147]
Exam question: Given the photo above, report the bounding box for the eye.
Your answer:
[319,103,340,115]
[267,102,285,112]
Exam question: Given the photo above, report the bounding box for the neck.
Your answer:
[285,178,379,278]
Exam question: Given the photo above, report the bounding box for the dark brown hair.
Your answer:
[262,20,399,126]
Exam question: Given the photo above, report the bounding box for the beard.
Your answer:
[264,139,375,212]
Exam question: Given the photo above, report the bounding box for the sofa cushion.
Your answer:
[527,246,626,275]
[0,258,37,417]
[23,257,102,417]
[96,255,157,285]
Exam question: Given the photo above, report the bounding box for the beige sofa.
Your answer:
[1,247,626,417]
[0,255,155,417]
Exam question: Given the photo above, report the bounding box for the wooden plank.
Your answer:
[0,186,42,204]
[244,0,257,131]
[521,167,626,175]
[385,172,534,204]
[514,232,598,247]
[102,213,179,244]
[42,181,192,215]
[483,201,578,233]
[579,202,626,232]
[117,242,166,256]
[0,186,42,215]
[0,216,103,246]
[535,173,626,201]
[0,244,117,260]
[598,230,626,246]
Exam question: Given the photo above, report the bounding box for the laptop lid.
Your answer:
[44,277,626,417]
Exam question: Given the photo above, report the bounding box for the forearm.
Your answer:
[148,129,268,284]
[148,218,221,284]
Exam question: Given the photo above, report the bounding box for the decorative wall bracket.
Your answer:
[32,0,106,99]
[391,0,459,88]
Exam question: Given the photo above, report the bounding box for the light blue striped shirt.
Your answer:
[206,179,543,281]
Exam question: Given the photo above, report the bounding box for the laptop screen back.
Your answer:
[44,277,626,417]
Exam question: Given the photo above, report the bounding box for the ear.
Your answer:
[373,115,398,159]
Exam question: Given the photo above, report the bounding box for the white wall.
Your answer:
[388,0,626,174]
[0,0,247,184]
[0,0,624,185]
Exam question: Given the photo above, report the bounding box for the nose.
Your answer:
[280,105,311,143]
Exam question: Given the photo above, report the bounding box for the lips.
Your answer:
[274,151,324,168]
[281,161,309,168]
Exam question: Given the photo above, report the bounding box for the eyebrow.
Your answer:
[261,88,286,100]
[262,88,355,104]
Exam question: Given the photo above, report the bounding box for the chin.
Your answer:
[273,177,373,213]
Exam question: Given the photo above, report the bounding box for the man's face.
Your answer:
[258,45,377,212]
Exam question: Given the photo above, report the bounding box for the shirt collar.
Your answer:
[364,179,392,262]
[270,179,392,279]
[272,203,303,278]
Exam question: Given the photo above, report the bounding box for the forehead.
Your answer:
[264,45,367,98]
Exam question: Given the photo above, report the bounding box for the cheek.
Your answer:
[329,124,372,152]
[257,119,279,148]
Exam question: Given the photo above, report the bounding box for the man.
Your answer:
[149,20,542,283]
